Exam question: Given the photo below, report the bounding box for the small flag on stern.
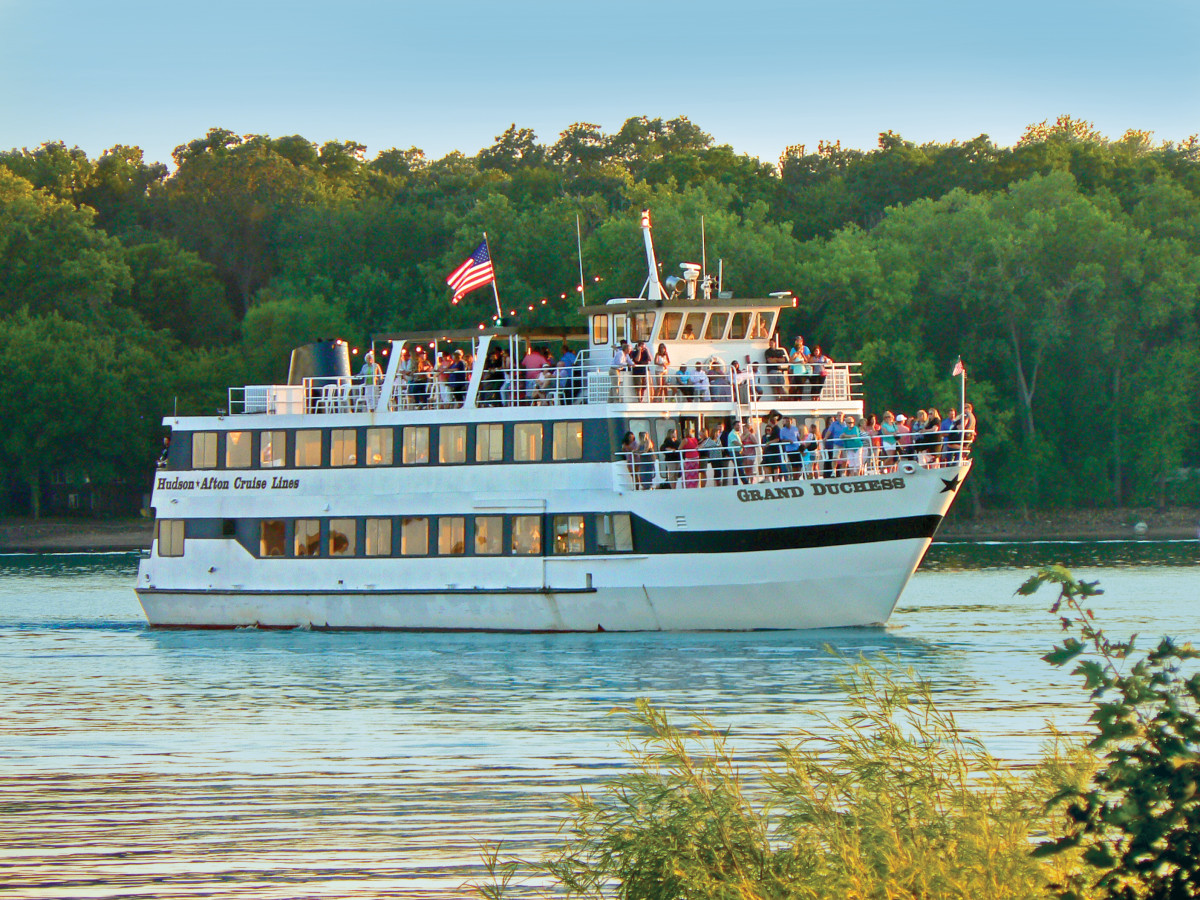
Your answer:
[446,242,495,304]
[952,357,966,378]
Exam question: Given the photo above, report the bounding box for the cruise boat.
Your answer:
[135,216,970,631]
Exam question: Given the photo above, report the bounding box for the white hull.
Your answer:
[136,463,965,631]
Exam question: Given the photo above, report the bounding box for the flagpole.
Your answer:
[483,231,502,322]
[576,214,586,308]
[958,356,966,465]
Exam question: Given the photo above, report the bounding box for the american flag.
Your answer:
[446,242,495,304]
[952,357,966,378]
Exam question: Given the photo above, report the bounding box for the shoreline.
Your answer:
[0,507,1196,554]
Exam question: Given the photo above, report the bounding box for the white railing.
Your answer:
[226,362,861,415]
[612,431,973,492]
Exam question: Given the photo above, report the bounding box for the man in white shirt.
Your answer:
[610,341,632,400]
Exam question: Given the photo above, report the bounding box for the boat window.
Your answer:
[366,428,393,466]
[591,315,609,345]
[757,311,777,337]
[476,424,503,462]
[259,520,285,557]
[512,515,542,555]
[329,519,356,556]
[401,517,428,555]
[728,312,753,340]
[659,312,682,341]
[514,423,543,461]
[402,426,430,464]
[438,517,465,555]
[630,312,656,343]
[553,515,585,554]
[156,519,185,557]
[296,430,322,468]
[474,516,503,555]
[260,431,286,468]
[192,433,217,469]
[439,425,467,464]
[552,421,583,461]
[294,519,321,557]
[331,429,357,467]
[679,313,703,341]
[365,518,392,556]
[596,513,633,553]
[705,313,729,340]
[225,431,252,469]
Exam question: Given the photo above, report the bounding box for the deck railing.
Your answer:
[227,362,863,415]
[613,435,973,492]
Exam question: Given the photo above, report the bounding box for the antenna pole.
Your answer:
[483,231,502,321]
[718,258,724,295]
[576,214,586,307]
[701,215,706,280]
[640,210,663,301]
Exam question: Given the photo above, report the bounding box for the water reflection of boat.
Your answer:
[136,214,970,631]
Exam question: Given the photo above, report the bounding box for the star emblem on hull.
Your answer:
[940,474,962,493]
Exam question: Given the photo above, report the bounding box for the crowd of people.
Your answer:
[608,334,836,404]
[619,404,976,490]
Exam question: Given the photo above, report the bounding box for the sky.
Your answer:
[1,0,1197,168]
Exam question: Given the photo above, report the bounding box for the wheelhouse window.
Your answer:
[439,425,467,464]
[552,421,584,461]
[260,431,286,468]
[438,517,465,555]
[331,429,357,467]
[679,312,704,341]
[474,516,502,555]
[591,315,608,345]
[514,423,543,461]
[597,513,634,552]
[225,431,251,468]
[294,519,321,556]
[192,433,217,469]
[704,313,729,340]
[157,519,185,557]
[659,312,682,341]
[553,515,585,554]
[403,426,430,464]
[366,428,393,466]
[296,430,322,467]
[476,424,503,462]
[365,518,391,556]
[329,519,356,556]
[512,516,542,555]
[751,312,772,338]
[260,520,285,557]
[401,517,428,555]
[630,312,656,343]
[729,312,753,340]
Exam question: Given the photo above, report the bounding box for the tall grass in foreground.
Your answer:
[475,566,1200,900]
[476,662,1093,900]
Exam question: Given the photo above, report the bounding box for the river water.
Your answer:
[1,542,1197,898]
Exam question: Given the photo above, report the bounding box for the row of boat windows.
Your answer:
[593,309,777,345]
[155,513,634,559]
[188,421,586,470]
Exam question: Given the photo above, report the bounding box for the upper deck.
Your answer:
[225,297,862,422]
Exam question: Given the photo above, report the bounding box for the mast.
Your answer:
[640,210,663,301]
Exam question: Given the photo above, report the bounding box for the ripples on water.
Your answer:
[1,543,1196,897]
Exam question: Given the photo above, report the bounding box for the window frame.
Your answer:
[295,430,323,468]
[514,423,543,462]
[402,426,430,465]
[552,421,584,461]
[191,432,218,469]
[156,519,185,557]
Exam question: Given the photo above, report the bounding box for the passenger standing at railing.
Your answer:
[843,416,866,476]
[823,412,845,478]
[414,349,433,408]
[660,428,681,488]
[800,425,820,478]
[521,344,548,403]
[789,337,810,399]
[557,343,577,403]
[879,412,900,472]
[865,413,882,473]
[691,364,711,401]
[652,344,670,401]
[631,341,652,402]
[713,421,731,486]
[449,349,468,404]
[635,432,656,490]
[761,414,783,481]
[961,403,977,460]
[726,423,743,483]
[897,413,915,460]
[620,431,637,486]
[681,427,700,488]
[809,347,831,400]
[939,407,958,467]
[610,341,632,402]
[780,416,800,476]
[739,422,759,484]
[674,364,693,400]
[699,428,720,487]
[765,335,789,398]
[709,360,731,403]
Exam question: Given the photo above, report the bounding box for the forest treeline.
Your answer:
[2,115,1198,515]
